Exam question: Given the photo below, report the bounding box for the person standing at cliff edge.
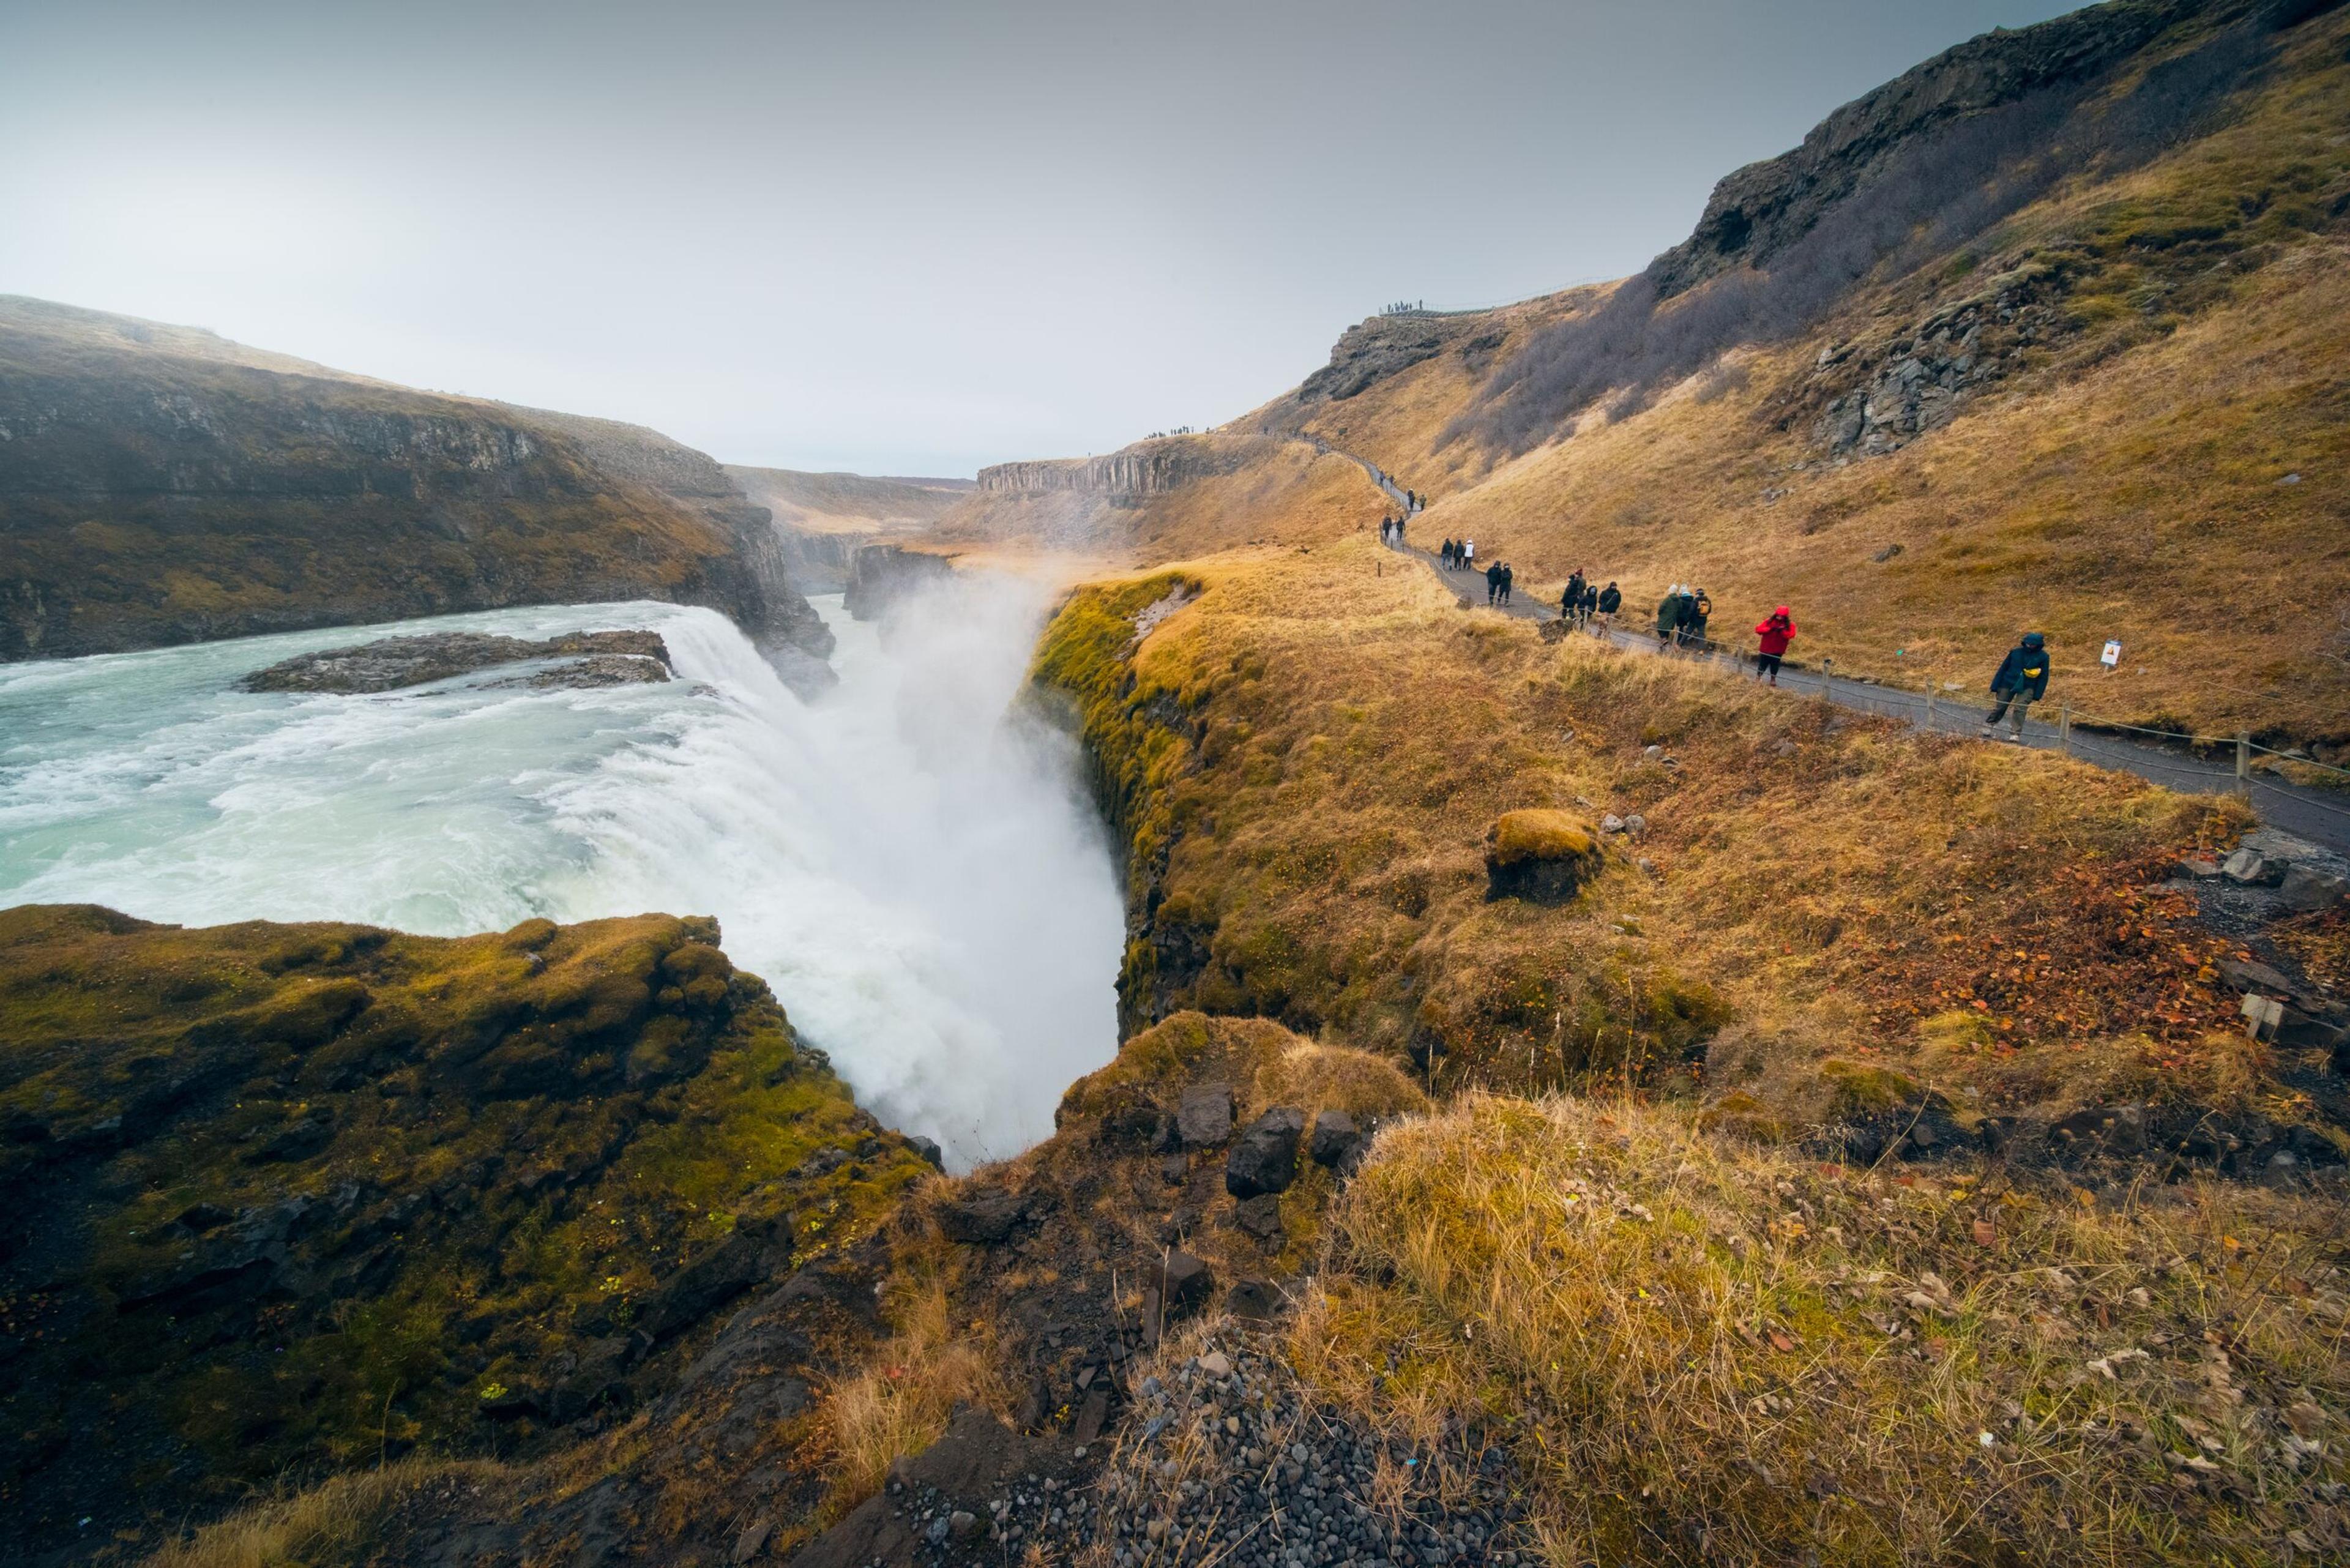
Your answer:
[1981,632,2051,742]
[1753,605,1797,685]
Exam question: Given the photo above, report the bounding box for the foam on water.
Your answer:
[0,578,1124,1168]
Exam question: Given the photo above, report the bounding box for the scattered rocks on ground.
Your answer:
[2280,865,2348,913]
[241,630,671,694]
[2223,848,2285,887]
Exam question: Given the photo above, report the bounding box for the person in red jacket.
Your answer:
[1753,605,1797,685]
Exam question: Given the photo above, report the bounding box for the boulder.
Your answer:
[2280,865,2349,913]
[1155,1249,1212,1315]
[1177,1083,1234,1148]
[905,1135,944,1170]
[1308,1109,1365,1171]
[1225,1107,1306,1198]
[937,1190,1026,1245]
[1484,810,1603,905]
[1234,1193,1285,1242]
[2222,848,2285,887]
[1226,1278,1281,1320]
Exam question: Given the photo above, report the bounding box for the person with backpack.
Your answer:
[1752,605,1796,685]
[1564,569,1586,614]
[1982,632,2052,741]
[1684,588,1713,649]
[1596,581,1621,634]
[1499,563,1514,605]
[1657,585,1684,646]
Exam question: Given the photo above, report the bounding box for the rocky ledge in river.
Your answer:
[239,629,672,694]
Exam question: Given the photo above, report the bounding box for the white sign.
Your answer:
[2101,640,2122,668]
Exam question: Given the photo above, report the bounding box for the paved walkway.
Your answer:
[1349,455,2350,856]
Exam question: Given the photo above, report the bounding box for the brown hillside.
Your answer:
[1212,0,2350,749]
[0,298,829,672]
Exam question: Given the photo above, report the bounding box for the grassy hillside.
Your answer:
[1031,537,2346,1155]
[0,297,827,667]
[0,905,927,1564]
[1225,0,2350,750]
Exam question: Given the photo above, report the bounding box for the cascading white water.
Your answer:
[0,575,1124,1169]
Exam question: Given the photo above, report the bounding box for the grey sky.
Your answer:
[1,0,2077,476]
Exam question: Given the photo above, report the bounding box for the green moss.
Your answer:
[0,903,923,1547]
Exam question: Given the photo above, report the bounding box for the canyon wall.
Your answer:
[0,296,830,678]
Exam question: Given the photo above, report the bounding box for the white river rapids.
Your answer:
[0,576,1124,1170]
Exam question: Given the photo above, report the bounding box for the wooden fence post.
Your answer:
[2058,700,2072,755]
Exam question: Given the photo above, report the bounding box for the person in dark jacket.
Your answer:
[1499,563,1514,605]
[1596,581,1621,634]
[1753,605,1796,685]
[1485,561,1503,605]
[1564,569,1586,613]
[1580,582,1599,626]
[1683,588,1712,649]
[1441,539,1455,569]
[1657,585,1685,646]
[1982,632,2051,741]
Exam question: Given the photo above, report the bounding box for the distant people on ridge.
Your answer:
[1982,632,2051,742]
[1753,605,1797,685]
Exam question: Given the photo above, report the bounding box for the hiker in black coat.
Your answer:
[1982,632,2051,741]
[1485,562,1503,605]
[1499,564,1514,605]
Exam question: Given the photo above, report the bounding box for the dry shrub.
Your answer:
[807,1269,1010,1518]
[141,1458,489,1568]
[1247,1040,1430,1125]
[1307,1092,2350,1565]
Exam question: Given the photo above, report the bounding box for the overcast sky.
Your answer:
[1,0,2079,477]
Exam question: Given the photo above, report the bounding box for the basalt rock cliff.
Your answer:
[0,297,831,683]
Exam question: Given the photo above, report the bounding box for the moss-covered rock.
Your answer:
[0,903,928,1560]
[1483,809,1602,904]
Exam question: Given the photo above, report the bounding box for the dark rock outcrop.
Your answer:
[1224,1107,1305,1198]
[239,629,671,694]
[1644,0,2223,300]
[841,544,955,622]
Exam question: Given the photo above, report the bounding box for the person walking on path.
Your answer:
[1982,632,2052,741]
[1463,539,1476,572]
[1499,563,1514,606]
[1597,581,1621,635]
[1578,581,1598,627]
[1485,561,1502,605]
[1441,539,1454,569]
[1565,569,1586,617]
[1684,588,1713,650]
[1657,585,1685,646]
[1753,606,1796,685]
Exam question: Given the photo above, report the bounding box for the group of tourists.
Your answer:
[1654,584,1714,650]
[1390,523,2056,739]
[1558,570,1622,632]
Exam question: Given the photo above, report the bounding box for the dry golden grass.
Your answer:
[140,1458,494,1568]
[1298,1092,2350,1565]
[805,1252,1013,1519]
[1039,536,2262,1137]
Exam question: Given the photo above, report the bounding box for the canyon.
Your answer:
[4,2,2350,1566]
